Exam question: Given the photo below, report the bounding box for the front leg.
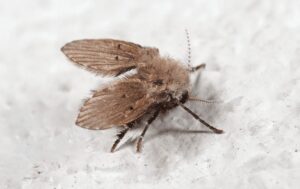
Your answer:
[190,63,206,72]
[178,102,223,134]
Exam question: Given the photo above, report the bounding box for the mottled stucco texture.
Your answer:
[1,0,300,188]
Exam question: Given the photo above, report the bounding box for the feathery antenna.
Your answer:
[185,29,192,69]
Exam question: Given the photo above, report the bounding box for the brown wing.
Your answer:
[76,77,156,130]
[61,39,158,76]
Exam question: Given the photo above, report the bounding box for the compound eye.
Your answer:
[179,90,189,103]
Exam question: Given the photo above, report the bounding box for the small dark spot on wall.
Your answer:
[59,83,71,92]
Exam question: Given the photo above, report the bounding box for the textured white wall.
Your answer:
[1,0,300,188]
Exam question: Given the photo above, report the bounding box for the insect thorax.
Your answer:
[138,56,190,109]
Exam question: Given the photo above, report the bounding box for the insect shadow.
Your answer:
[116,128,214,152]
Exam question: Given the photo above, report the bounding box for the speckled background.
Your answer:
[1,0,300,188]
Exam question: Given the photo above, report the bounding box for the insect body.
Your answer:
[61,39,223,153]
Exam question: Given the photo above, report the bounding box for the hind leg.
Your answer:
[110,123,134,152]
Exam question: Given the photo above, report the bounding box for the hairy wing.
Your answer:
[76,78,156,130]
[61,39,158,76]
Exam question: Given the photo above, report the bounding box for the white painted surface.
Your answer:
[1,0,300,188]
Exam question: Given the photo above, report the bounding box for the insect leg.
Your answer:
[190,63,206,72]
[136,109,160,153]
[110,124,133,153]
[178,102,223,134]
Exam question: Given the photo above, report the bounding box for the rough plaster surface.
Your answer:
[1,0,300,188]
